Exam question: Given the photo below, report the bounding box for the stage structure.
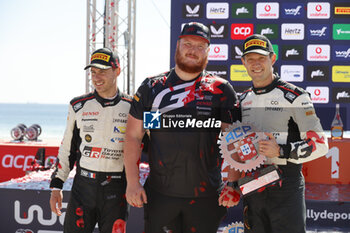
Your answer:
[86,0,136,95]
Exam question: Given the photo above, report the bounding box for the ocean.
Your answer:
[0,103,68,141]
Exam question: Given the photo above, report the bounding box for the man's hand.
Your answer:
[218,185,241,208]
[126,182,147,208]
[258,132,280,158]
[50,189,63,216]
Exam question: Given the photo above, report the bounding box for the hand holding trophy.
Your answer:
[219,121,282,196]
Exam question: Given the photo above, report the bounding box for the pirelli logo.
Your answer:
[335,7,350,15]
[91,53,110,62]
[244,39,267,49]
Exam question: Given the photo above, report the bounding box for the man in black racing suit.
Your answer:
[49,48,131,233]
[221,34,329,233]
[124,22,241,233]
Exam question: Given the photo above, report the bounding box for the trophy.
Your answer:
[219,121,281,196]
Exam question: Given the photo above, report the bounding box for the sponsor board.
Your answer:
[334,3,350,18]
[208,44,228,61]
[281,23,304,40]
[256,24,279,39]
[307,2,330,19]
[230,65,250,81]
[332,66,350,82]
[280,65,304,82]
[0,144,59,182]
[281,3,305,18]
[307,24,330,40]
[170,0,350,132]
[281,45,304,60]
[306,66,329,82]
[232,3,253,18]
[206,2,229,19]
[332,45,350,61]
[206,65,228,80]
[0,189,142,233]
[231,24,254,40]
[307,45,330,61]
[256,2,279,19]
[332,87,350,103]
[306,86,329,104]
[333,24,350,40]
[208,24,228,39]
[182,3,203,18]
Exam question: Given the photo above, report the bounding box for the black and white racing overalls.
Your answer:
[239,76,328,233]
[50,90,131,233]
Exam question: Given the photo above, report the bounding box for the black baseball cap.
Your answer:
[179,22,210,44]
[84,48,120,70]
[242,34,274,57]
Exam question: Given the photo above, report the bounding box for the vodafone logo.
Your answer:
[256,2,279,19]
[231,24,254,40]
[316,47,322,54]
[307,2,330,19]
[316,4,322,12]
[307,44,330,61]
[314,89,321,96]
[208,44,228,61]
[306,86,329,103]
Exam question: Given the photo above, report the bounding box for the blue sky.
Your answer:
[0,0,170,104]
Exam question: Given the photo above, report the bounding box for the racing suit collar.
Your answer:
[94,89,121,107]
[252,74,280,95]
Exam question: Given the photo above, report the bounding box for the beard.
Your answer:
[175,47,208,73]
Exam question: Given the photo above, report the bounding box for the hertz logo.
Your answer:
[91,53,110,62]
[335,7,350,15]
[244,39,266,49]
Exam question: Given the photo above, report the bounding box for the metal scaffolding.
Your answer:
[85,0,136,95]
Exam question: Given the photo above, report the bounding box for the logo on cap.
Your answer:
[91,53,110,62]
[244,39,267,50]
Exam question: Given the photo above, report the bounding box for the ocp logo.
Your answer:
[333,24,350,40]
[143,110,161,129]
[231,24,254,40]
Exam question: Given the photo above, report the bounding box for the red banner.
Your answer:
[0,140,59,182]
[303,138,350,185]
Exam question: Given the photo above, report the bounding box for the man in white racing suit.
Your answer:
[221,34,329,233]
[49,48,131,233]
